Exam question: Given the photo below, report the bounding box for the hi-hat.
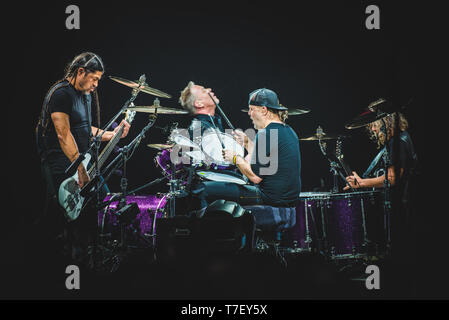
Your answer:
[300,126,349,141]
[241,106,310,115]
[127,105,189,115]
[110,76,172,98]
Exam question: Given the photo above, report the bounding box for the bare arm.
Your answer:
[235,155,262,184]
[345,167,403,190]
[223,149,262,184]
[91,126,114,141]
[233,130,254,153]
[51,112,89,187]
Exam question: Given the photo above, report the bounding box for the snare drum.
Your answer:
[325,190,385,259]
[201,130,244,169]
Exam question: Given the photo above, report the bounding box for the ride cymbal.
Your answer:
[109,76,172,98]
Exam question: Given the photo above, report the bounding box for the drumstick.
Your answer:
[208,93,235,131]
[207,114,226,150]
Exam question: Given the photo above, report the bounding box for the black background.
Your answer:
[1,0,446,300]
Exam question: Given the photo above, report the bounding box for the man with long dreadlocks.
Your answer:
[35,52,130,258]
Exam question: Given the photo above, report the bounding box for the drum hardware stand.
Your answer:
[72,74,147,270]
[319,199,328,256]
[359,196,374,257]
[303,200,313,251]
[92,103,158,272]
[167,163,177,218]
[380,118,392,256]
[314,126,354,193]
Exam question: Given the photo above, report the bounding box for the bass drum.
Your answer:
[324,190,385,259]
[99,194,168,244]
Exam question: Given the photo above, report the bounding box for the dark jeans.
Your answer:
[40,161,109,249]
[191,181,264,210]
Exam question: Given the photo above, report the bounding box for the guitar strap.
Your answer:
[362,146,386,178]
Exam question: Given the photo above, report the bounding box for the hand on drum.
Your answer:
[222,149,237,164]
[344,171,362,190]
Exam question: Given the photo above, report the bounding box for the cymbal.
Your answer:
[367,98,410,114]
[127,106,189,115]
[345,98,411,129]
[345,109,389,130]
[109,76,172,98]
[299,134,349,141]
[241,107,310,115]
[147,143,174,150]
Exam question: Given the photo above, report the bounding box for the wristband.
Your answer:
[233,155,237,165]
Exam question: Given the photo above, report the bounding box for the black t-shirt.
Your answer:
[384,130,418,204]
[44,81,92,174]
[250,122,302,206]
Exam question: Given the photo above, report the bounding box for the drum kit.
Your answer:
[92,75,405,270]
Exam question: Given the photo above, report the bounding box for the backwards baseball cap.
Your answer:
[248,88,288,110]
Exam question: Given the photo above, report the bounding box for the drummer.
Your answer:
[179,86,301,214]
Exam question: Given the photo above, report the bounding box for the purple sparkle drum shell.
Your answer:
[99,194,167,236]
[282,192,330,251]
[155,149,184,176]
[325,191,384,256]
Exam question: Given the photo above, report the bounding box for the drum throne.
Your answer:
[243,205,297,266]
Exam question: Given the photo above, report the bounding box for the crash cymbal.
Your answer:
[109,76,172,98]
[241,106,310,115]
[147,143,174,150]
[345,98,412,129]
[345,109,389,130]
[345,99,390,130]
[127,106,189,115]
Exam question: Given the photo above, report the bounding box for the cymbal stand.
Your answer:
[94,111,158,271]
[315,127,353,193]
